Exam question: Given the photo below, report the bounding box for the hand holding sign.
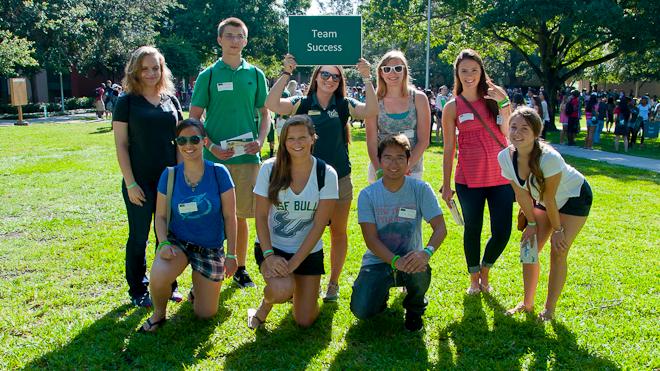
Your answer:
[283,54,297,74]
[356,58,372,79]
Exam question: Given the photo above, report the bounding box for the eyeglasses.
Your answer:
[319,71,341,82]
[380,65,405,74]
[175,135,203,146]
[222,33,246,41]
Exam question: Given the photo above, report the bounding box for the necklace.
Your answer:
[184,172,202,192]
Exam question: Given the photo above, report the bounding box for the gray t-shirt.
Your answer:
[357,177,443,267]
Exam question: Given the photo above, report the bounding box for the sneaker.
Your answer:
[131,292,152,308]
[233,268,256,288]
[323,282,340,302]
[170,288,183,303]
[404,312,424,332]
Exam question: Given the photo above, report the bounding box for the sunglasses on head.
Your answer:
[175,135,203,146]
[380,65,405,74]
[319,70,341,82]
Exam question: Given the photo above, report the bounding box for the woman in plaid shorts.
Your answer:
[139,119,238,332]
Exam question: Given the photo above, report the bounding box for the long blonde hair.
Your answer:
[122,46,174,96]
[376,50,412,99]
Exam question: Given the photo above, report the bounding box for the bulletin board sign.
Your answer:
[9,78,28,106]
[288,16,362,66]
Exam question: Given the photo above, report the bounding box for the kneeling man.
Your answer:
[351,134,447,331]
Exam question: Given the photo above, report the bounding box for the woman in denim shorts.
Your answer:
[139,119,237,332]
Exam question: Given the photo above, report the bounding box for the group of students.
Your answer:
[112,17,593,334]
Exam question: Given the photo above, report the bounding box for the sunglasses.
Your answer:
[380,65,405,74]
[175,135,203,146]
[319,71,341,82]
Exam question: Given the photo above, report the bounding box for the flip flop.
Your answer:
[466,286,481,295]
[247,308,266,330]
[138,317,167,333]
[538,310,554,322]
[505,303,532,316]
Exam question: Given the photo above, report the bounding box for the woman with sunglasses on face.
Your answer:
[265,55,378,302]
[365,50,431,183]
[113,46,184,308]
[248,115,338,329]
[498,108,591,321]
[441,49,514,295]
[139,119,237,332]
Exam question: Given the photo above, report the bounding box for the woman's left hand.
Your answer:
[159,245,177,260]
[551,228,568,251]
[484,80,508,102]
[356,58,372,79]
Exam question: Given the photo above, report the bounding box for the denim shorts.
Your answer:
[254,243,325,276]
[535,180,592,217]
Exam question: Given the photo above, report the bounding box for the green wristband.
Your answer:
[127,181,138,189]
[527,221,537,226]
[391,255,401,270]
[498,97,510,109]
[263,249,274,258]
[423,248,433,257]
[226,254,237,259]
[156,240,172,252]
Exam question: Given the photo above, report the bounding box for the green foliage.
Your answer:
[157,36,202,78]
[0,30,38,76]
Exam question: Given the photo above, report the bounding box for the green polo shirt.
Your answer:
[191,58,268,164]
[291,94,358,178]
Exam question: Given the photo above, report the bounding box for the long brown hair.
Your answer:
[452,49,499,119]
[375,50,412,99]
[511,107,547,198]
[267,115,317,205]
[306,65,347,101]
[305,65,351,144]
[122,46,174,96]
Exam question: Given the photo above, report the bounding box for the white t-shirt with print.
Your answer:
[253,157,339,254]
[498,145,585,208]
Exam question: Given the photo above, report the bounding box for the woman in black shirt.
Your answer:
[113,46,183,307]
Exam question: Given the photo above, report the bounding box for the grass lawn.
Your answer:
[0,119,658,370]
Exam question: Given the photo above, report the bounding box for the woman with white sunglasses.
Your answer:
[365,50,431,183]
[265,54,378,303]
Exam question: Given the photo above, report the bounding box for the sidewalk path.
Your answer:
[552,144,660,173]
[0,113,100,126]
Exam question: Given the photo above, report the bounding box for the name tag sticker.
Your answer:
[458,113,474,123]
[217,82,234,92]
[401,129,415,139]
[398,207,417,219]
[178,202,198,214]
[308,110,322,116]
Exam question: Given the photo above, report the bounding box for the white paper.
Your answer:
[220,132,254,158]
[520,235,538,264]
[448,199,464,226]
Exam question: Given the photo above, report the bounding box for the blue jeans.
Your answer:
[594,120,605,144]
[350,263,431,319]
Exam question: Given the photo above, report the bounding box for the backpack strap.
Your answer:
[315,157,326,191]
[166,166,176,228]
[207,67,213,105]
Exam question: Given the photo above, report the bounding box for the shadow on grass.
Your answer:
[90,126,113,134]
[562,157,659,184]
[329,294,430,370]
[435,293,620,369]
[22,286,239,369]
[224,302,338,370]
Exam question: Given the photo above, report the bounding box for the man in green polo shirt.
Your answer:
[190,17,270,288]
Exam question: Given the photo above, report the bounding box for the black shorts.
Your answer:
[535,180,592,217]
[614,121,628,135]
[254,243,325,276]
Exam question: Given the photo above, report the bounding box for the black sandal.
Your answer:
[138,317,167,333]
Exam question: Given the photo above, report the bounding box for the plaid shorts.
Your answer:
[172,238,225,282]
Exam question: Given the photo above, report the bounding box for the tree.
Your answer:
[317,0,362,15]
[0,30,38,76]
[360,0,659,127]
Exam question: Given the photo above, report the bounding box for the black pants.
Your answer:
[456,183,514,273]
[122,179,176,298]
[629,120,645,148]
